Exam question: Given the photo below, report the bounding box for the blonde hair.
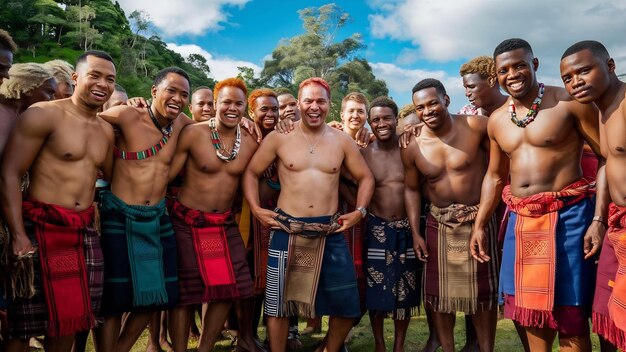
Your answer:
[459,56,496,79]
[44,59,74,86]
[398,103,416,119]
[0,63,53,99]
[341,91,369,111]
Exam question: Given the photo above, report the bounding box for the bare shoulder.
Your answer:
[98,104,142,124]
[175,113,193,128]
[240,127,259,152]
[19,100,64,130]
[487,104,508,136]
[462,114,489,134]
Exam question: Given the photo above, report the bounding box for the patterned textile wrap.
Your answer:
[593,221,624,349]
[99,190,178,316]
[170,200,253,304]
[265,209,360,319]
[340,201,365,279]
[581,144,598,182]
[365,214,419,319]
[20,199,96,337]
[607,203,626,349]
[501,178,595,327]
[424,204,499,314]
[252,211,272,293]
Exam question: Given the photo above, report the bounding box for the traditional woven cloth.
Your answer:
[424,204,499,314]
[16,200,97,337]
[99,190,178,316]
[170,200,253,304]
[365,214,419,319]
[607,203,626,349]
[264,209,360,318]
[252,209,272,292]
[592,227,624,348]
[500,179,596,328]
[340,201,365,279]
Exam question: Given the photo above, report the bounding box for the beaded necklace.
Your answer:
[209,118,241,162]
[509,83,545,128]
[114,106,174,160]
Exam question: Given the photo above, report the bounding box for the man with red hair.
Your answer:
[168,78,262,352]
[243,77,374,352]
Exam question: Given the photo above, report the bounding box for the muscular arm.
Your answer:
[101,122,115,180]
[401,140,428,261]
[471,122,510,262]
[339,136,374,230]
[242,132,281,227]
[97,105,139,128]
[0,105,55,255]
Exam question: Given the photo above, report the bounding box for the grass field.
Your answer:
[64,311,601,352]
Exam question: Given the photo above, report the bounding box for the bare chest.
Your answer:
[48,121,109,165]
[416,136,480,178]
[494,111,573,154]
[602,107,626,157]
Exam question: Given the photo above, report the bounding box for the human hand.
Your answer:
[355,127,373,148]
[412,235,428,262]
[327,121,343,131]
[470,227,491,263]
[125,97,148,108]
[12,233,37,258]
[336,210,362,233]
[275,118,295,134]
[583,220,606,260]
[252,208,280,228]
[240,118,262,143]
[399,123,424,148]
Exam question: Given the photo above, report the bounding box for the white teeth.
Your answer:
[510,82,523,89]
[92,91,106,97]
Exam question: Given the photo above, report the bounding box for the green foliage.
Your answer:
[0,0,215,99]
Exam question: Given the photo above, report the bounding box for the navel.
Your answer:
[616,146,624,152]
[64,152,73,159]
[308,205,314,208]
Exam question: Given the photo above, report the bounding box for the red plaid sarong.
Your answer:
[171,201,238,300]
[22,199,96,337]
[503,179,594,316]
[608,203,626,345]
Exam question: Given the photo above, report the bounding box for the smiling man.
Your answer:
[470,38,608,352]
[243,77,374,352]
[401,78,498,352]
[276,89,301,122]
[0,50,115,352]
[189,86,214,122]
[94,67,193,352]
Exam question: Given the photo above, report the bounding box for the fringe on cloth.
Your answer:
[424,295,496,315]
[47,314,95,338]
[512,306,554,328]
[0,220,36,299]
[593,311,626,350]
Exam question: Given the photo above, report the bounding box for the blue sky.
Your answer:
[117,0,626,112]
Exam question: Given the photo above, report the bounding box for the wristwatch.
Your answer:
[356,207,367,219]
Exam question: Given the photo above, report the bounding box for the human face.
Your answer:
[560,49,613,104]
[103,90,128,111]
[277,93,300,121]
[298,84,329,128]
[396,112,419,135]
[25,78,57,106]
[73,55,116,109]
[369,106,397,142]
[463,73,493,109]
[252,95,279,132]
[54,81,74,99]
[341,100,367,131]
[495,48,539,99]
[189,88,214,122]
[0,48,13,86]
[412,87,449,131]
[216,86,246,129]
[151,72,190,121]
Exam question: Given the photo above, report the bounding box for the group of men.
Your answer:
[0,25,625,352]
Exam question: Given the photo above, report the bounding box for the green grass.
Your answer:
[51,311,601,351]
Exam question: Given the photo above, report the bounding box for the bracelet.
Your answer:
[356,207,367,219]
[592,215,607,226]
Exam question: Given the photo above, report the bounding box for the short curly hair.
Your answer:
[248,88,278,119]
[459,56,495,79]
[398,103,416,120]
[214,77,247,102]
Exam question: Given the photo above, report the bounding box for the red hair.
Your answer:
[214,77,248,102]
[247,88,277,118]
[298,77,331,100]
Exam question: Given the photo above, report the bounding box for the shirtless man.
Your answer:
[243,77,375,352]
[276,89,301,122]
[189,86,214,122]
[167,78,260,352]
[0,50,115,352]
[102,84,128,111]
[94,67,193,352]
[362,96,419,352]
[402,79,498,352]
[470,38,607,352]
[459,56,508,117]
[560,40,626,352]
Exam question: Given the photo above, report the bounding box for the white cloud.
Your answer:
[166,43,261,80]
[369,0,626,68]
[370,62,467,112]
[117,0,250,36]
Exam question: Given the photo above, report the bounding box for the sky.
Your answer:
[116,0,626,112]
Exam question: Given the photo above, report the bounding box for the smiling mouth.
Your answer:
[91,90,107,98]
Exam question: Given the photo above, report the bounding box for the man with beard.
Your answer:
[402,79,499,352]
[167,78,261,352]
[362,96,419,352]
[0,50,115,352]
[243,77,374,352]
[94,67,193,352]
[560,40,626,352]
[471,38,607,351]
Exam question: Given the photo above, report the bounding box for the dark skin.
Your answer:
[471,47,609,352]
[0,55,116,352]
[462,73,508,116]
[189,88,214,122]
[361,105,410,352]
[401,87,496,352]
[93,72,193,352]
[243,83,374,352]
[0,47,12,85]
[561,48,626,352]
[168,85,261,352]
